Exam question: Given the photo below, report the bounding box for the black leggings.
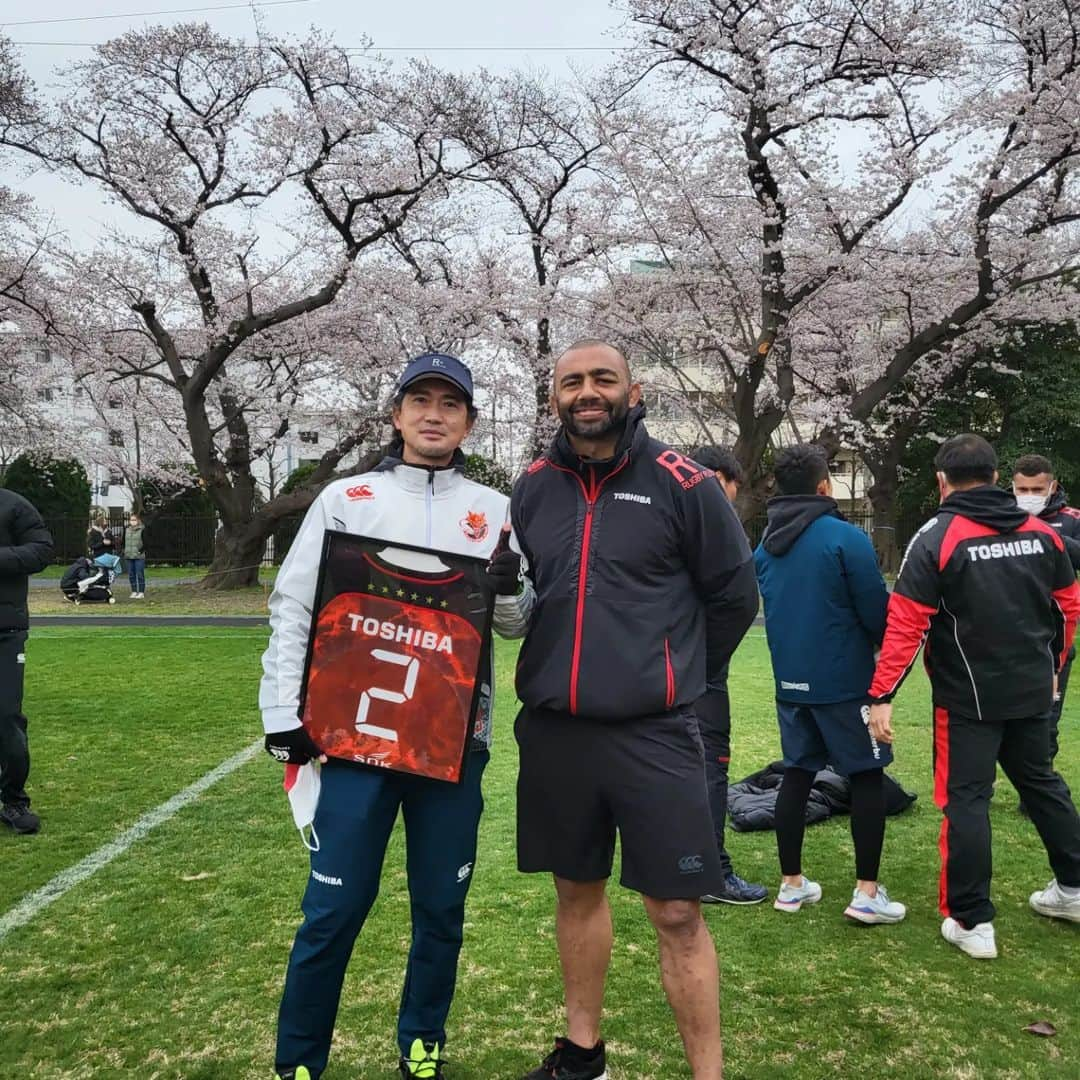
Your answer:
[776,767,885,882]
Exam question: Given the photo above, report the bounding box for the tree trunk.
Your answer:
[201,522,268,589]
[866,473,901,574]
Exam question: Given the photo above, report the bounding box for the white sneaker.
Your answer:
[1029,879,1080,923]
[774,876,823,913]
[941,917,997,958]
[844,884,907,925]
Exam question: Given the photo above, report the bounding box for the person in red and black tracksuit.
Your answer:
[688,445,768,906]
[1012,454,1080,787]
[512,342,758,1080]
[867,435,1080,960]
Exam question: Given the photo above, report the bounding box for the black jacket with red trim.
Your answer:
[869,485,1080,721]
[1040,487,1080,571]
[510,406,758,720]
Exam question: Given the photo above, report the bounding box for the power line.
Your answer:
[10,41,628,50]
[0,0,314,29]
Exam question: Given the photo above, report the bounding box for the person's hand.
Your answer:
[264,726,327,765]
[486,524,522,596]
[865,703,894,745]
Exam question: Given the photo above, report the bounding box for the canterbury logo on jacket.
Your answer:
[510,406,758,720]
[259,451,534,746]
[870,486,1080,721]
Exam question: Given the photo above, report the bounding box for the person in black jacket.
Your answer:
[1012,454,1080,790]
[868,435,1080,959]
[0,486,54,835]
[688,445,768,906]
[87,515,114,558]
[512,341,758,1080]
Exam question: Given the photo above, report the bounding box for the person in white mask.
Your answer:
[1012,454,1080,808]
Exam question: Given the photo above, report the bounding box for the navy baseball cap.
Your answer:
[397,352,474,403]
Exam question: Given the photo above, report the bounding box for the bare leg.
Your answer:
[554,876,611,1049]
[643,896,722,1080]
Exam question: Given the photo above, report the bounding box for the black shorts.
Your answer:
[515,706,723,899]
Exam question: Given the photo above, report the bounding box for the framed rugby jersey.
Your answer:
[299,531,495,782]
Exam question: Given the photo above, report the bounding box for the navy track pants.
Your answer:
[275,750,488,1077]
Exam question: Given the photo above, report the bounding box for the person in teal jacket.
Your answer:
[754,444,904,926]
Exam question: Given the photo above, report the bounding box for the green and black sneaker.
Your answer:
[399,1038,444,1079]
[275,1068,313,1080]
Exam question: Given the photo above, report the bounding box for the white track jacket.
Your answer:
[259,458,533,747]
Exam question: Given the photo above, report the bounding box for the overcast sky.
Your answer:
[1,0,635,244]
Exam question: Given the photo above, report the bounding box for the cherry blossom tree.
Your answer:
[0,25,515,586]
[453,72,625,455]
[606,0,1080,533]
[607,0,956,504]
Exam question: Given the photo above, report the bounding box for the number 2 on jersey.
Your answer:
[355,648,420,742]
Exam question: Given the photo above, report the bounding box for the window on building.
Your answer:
[108,469,124,485]
[36,387,54,403]
[34,347,51,364]
[73,386,85,399]
[109,429,124,447]
[299,431,319,444]
[108,398,122,409]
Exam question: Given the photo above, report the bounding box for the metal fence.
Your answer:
[41,507,930,569]
[43,515,220,566]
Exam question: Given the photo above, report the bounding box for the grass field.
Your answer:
[1,628,1077,1079]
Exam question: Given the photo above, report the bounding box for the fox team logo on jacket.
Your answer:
[460,510,489,542]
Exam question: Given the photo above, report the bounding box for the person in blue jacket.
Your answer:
[754,444,905,925]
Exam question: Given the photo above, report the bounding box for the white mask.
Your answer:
[283,761,321,851]
[1014,492,1049,515]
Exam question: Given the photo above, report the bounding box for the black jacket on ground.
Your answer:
[727,761,917,832]
[1040,487,1080,571]
[511,406,758,719]
[0,488,54,631]
[870,486,1080,721]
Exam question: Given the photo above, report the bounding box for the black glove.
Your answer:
[264,725,323,765]
[486,525,522,596]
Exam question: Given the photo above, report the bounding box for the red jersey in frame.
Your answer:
[300,531,494,783]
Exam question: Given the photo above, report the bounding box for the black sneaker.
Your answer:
[701,871,768,905]
[0,803,40,835]
[521,1038,607,1080]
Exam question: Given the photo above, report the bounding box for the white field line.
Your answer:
[0,738,262,942]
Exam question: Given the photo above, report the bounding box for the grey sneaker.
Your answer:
[844,885,906,925]
[0,803,40,834]
[941,917,997,958]
[773,876,822,913]
[1029,879,1080,923]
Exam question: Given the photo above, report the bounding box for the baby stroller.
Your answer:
[60,554,119,605]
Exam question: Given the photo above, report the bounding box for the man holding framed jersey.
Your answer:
[260,353,532,1080]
